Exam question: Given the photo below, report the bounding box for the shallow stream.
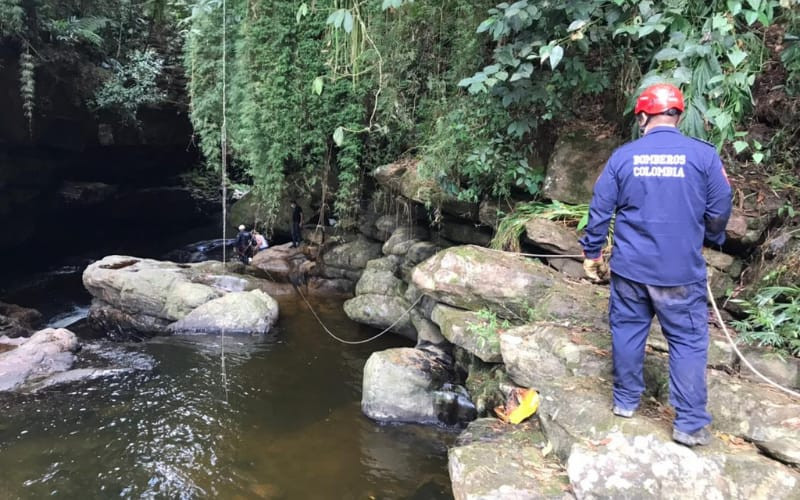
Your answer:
[0,245,455,499]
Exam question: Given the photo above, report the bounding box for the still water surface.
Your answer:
[0,269,455,499]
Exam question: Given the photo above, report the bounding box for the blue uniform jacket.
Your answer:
[580,126,732,286]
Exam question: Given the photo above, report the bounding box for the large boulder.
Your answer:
[523,218,583,256]
[83,255,281,339]
[431,304,502,363]
[168,290,279,335]
[251,243,308,283]
[83,256,221,321]
[412,245,607,326]
[343,294,416,340]
[320,235,383,275]
[362,347,467,425]
[542,131,620,205]
[373,159,479,222]
[0,328,78,392]
[0,301,43,338]
[449,419,571,500]
[382,226,430,256]
[568,431,800,499]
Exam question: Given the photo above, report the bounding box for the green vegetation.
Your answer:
[732,285,800,356]
[490,201,590,252]
[1,0,186,132]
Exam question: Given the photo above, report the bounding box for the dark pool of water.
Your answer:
[0,265,456,499]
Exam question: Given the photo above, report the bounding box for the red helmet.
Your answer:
[634,83,685,115]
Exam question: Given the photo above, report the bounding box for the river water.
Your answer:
[0,246,456,499]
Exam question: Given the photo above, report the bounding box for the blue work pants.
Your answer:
[609,273,711,433]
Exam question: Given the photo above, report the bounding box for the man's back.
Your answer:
[582,126,731,286]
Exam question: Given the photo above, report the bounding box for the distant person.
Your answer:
[253,231,269,253]
[235,224,254,264]
[290,201,303,248]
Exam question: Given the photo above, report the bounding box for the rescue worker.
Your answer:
[290,201,303,248]
[579,83,732,447]
[235,224,254,264]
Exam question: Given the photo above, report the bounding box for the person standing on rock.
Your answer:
[290,201,303,248]
[579,83,732,447]
[235,224,254,264]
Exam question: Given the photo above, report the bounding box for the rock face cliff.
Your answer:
[0,43,199,263]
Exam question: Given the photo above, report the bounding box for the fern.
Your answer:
[19,50,34,138]
[45,16,108,48]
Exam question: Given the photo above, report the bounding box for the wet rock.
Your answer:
[523,218,583,256]
[542,131,620,205]
[169,290,279,335]
[432,383,477,426]
[411,245,607,326]
[431,304,501,363]
[460,352,513,416]
[0,301,43,338]
[500,324,612,387]
[568,431,800,499]
[343,294,416,340]
[0,328,78,392]
[449,418,571,500]
[361,347,454,424]
[87,299,171,339]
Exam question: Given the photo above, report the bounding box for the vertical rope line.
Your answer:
[220,0,229,402]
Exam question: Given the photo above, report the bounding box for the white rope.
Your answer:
[707,281,800,399]
[219,0,229,402]
[294,283,423,345]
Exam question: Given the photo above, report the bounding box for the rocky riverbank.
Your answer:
[3,135,799,496]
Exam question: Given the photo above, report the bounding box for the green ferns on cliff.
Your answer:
[184,0,510,227]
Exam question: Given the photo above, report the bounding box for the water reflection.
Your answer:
[0,296,455,499]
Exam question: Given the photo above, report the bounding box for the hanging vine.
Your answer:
[19,49,35,138]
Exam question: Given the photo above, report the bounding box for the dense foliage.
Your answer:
[185,0,503,228]
[0,0,185,132]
